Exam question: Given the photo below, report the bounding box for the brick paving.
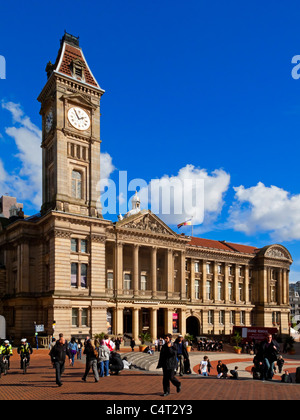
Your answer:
[1,349,300,400]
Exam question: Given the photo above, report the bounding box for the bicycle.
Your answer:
[22,354,29,374]
[2,356,9,376]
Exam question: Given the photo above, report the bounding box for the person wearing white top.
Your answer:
[200,356,209,377]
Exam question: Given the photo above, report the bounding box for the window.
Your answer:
[218,282,223,300]
[124,273,132,290]
[229,283,233,301]
[71,263,78,287]
[81,264,88,288]
[218,264,223,275]
[206,281,212,300]
[72,308,79,327]
[195,279,200,299]
[208,310,213,325]
[71,170,82,199]
[195,262,200,273]
[141,274,147,291]
[271,286,277,302]
[229,265,234,276]
[230,311,235,325]
[249,284,253,302]
[240,311,245,325]
[107,272,113,289]
[219,310,225,325]
[81,308,88,326]
[239,284,244,301]
[81,239,87,253]
[71,238,78,252]
[206,263,212,274]
[239,266,244,277]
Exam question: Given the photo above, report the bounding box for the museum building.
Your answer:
[0,33,292,343]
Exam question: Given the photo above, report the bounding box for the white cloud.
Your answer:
[100,152,115,181]
[139,164,230,227]
[229,182,300,241]
[0,102,42,208]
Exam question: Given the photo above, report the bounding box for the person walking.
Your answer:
[257,334,280,381]
[68,337,78,366]
[156,333,181,397]
[98,339,110,377]
[77,339,83,360]
[49,335,72,387]
[130,338,136,352]
[82,339,100,382]
[174,335,189,376]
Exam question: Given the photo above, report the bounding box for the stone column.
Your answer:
[115,307,124,336]
[235,264,240,303]
[179,307,186,337]
[202,260,207,303]
[244,265,249,304]
[213,261,218,302]
[115,242,123,295]
[278,269,283,305]
[283,269,288,305]
[151,246,157,298]
[224,262,229,303]
[150,308,157,342]
[190,259,195,301]
[132,307,139,342]
[166,249,173,298]
[180,251,186,300]
[133,244,139,297]
[165,309,173,334]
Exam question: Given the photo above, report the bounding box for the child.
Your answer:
[277,355,285,374]
[199,356,209,376]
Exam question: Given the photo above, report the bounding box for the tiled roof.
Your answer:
[54,41,99,87]
[188,237,259,255]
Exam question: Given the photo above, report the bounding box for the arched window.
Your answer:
[72,170,82,199]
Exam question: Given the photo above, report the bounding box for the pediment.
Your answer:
[61,93,97,110]
[259,245,293,262]
[116,211,178,238]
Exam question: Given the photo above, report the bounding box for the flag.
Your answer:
[177,219,192,229]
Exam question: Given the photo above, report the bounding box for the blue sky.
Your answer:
[1,1,300,281]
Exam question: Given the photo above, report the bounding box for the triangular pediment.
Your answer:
[61,93,97,109]
[116,210,179,238]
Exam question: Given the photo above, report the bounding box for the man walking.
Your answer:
[156,333,181,397]
[257,333,280,381]
[49,334,72,386]
[174,335,189,376]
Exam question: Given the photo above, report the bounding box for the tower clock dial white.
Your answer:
[68,107,91,131]
[45,109,53,133]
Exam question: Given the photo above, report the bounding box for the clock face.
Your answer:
[68,107,91,131]
[45,110,53,133]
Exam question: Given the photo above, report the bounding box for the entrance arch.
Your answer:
[186,316,200,338]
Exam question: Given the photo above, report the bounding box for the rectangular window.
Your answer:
[218,281,223,300]
[206,263,212,274]
[124,273,132,290]
[195,262,200,273]
[72,308,79,327]
[239,284,243,301]
[141,274,147,291]
[206,281,212,300]
[240,311,245,325]
[107,272,113,289]
[218,264,223,275]
[195,279,200,299]
[208,310,213,325]
[230,311,235,325]
[81,239,87,253]
[229,283,233,301]
[81,308,88,326]
[71,238,78,252]
[71,263,78,287]
[81,264,88,288]
[229,266,234,276]
[219,310,225,325]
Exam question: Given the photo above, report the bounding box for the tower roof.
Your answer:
[46,32,104,92]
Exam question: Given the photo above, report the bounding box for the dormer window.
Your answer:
[70,59,85,82]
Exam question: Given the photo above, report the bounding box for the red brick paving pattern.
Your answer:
[0,350,299,400]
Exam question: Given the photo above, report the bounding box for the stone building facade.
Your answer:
[0,33,292,343]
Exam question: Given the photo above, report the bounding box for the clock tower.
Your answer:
[38,32,105,217]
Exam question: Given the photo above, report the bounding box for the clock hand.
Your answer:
[74,109,80,120]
